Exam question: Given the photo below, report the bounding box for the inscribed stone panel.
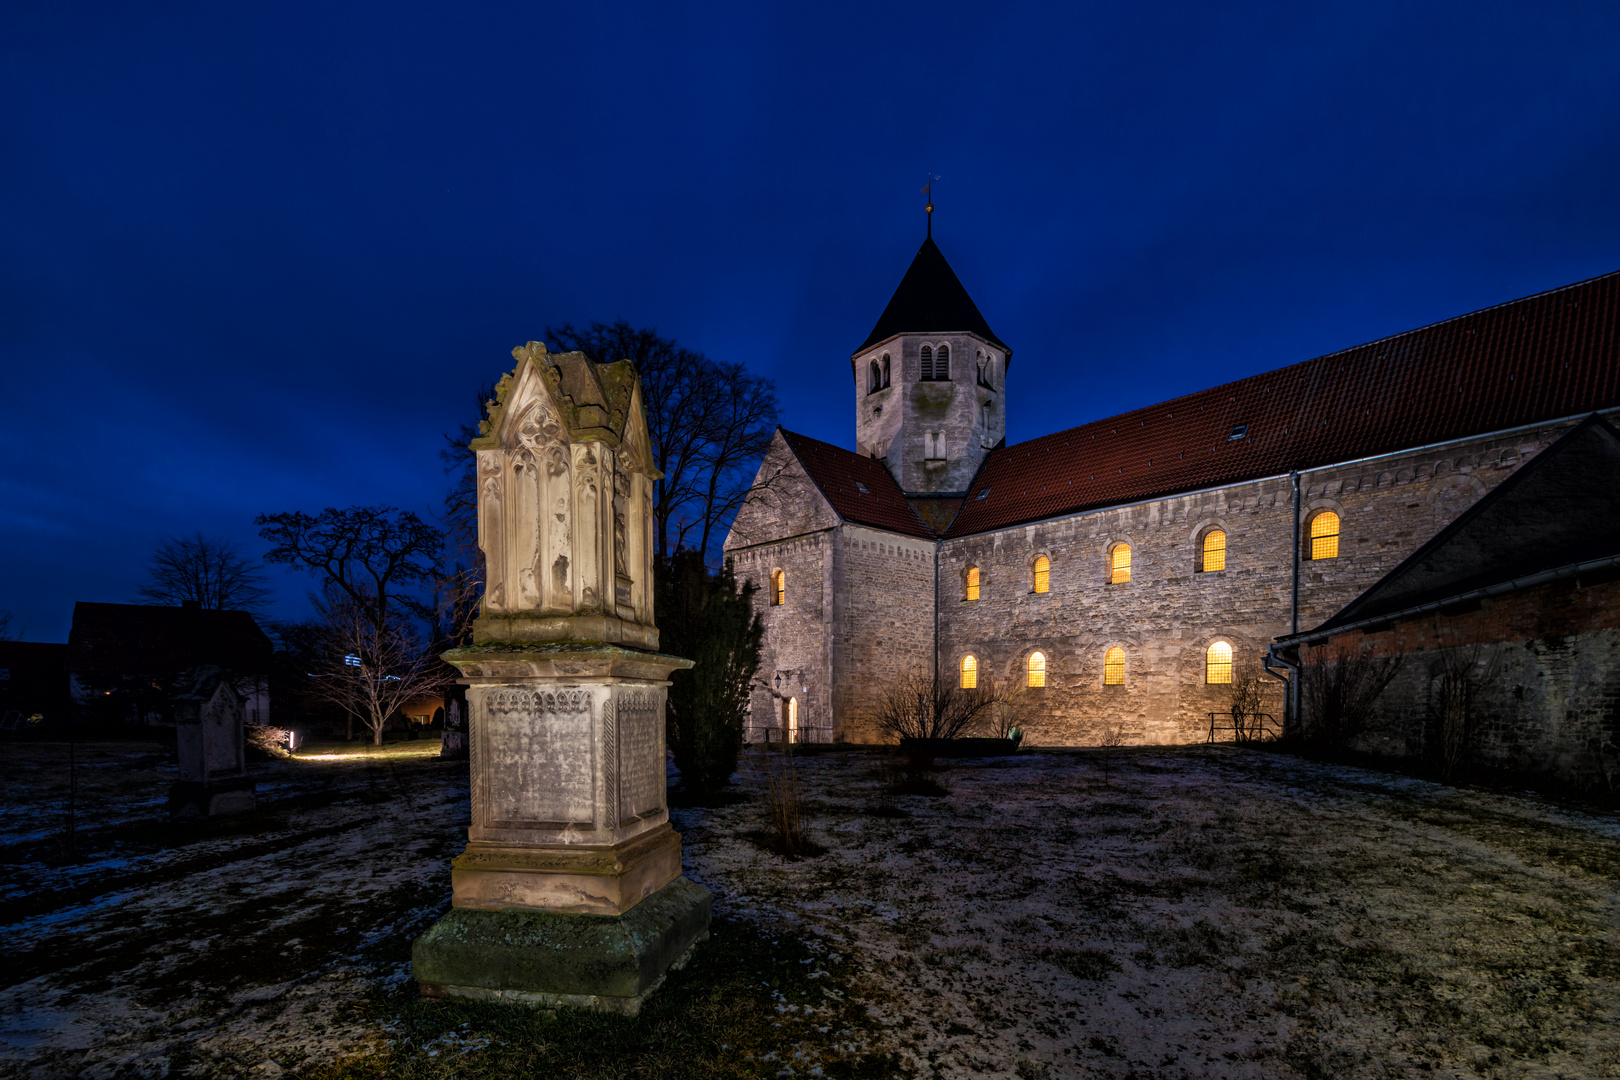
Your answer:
[485,688,594,826]
[617,689,661,819]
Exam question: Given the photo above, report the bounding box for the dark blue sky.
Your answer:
[4,1,1619,641]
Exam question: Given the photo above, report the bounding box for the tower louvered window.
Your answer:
[1104,646,1125,686]
[869,360,881,394]
[1027,651,1046,688]
[1201,530,1226,572]
[920,345,933,380]
[1309,511,1340,560]
[882,354,891,388]
[1206,642,1233,684]
[936,344,949,379]
[966,567,980,601]
[960,655,977,689]
[1033,555,1050,594]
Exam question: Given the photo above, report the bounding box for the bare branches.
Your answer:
[135,533,272,614]
[255,507,443,633]
[1228,659,1268,743]
[1300,642,1405,752]
[1428,643,1501,780]
[875,670,997,743]
[301,589,452,746]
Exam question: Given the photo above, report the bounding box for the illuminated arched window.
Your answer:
[881,353,891,388]
[919,344,933,380]
[1027,651,1047,688]
[1109,544,1131,584]
[1032,555,1050,594]
[1103,646,1125,686]
[785,696,799,743]
[965,567,980,601]
[1206,641,1233,684]
[1201,529,1226,573]
[960,655,978,689]
[936,343,949,379]
[1309,511,1340,560]
[770,569,785,606]
[868,360,881,393]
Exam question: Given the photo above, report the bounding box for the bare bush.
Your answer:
[1228,660,1268,742]
[875,670,996,743]
[1299,642,1405,753]
[757,756,823,857]
[1428,644,1500,780]
[244,724,294,760]
[1098,721,1127,786]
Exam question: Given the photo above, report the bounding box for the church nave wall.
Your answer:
[730,533,834,745]
[832,525,938,743]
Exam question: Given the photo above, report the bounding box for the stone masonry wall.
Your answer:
[830,525,938,743]
[729,533,834,744]
[938,418,1594,747]
[1325,574,1620,791]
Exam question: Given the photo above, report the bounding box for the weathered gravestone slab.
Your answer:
[168,666,256,818]
[412,342,705,1015]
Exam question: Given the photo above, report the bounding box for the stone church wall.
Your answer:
[729,533,835,744]
[830,525,938,743]
[938,418,1587,746]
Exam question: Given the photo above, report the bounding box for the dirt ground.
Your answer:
[1,741,1616,1079]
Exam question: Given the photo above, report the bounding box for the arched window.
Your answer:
[960,655,977,689]
[936,343,949,379]
[881,353,891,388]
[1309,511,1340,560]
[1201,529,1227,573]
[1027,651,1047,688]
[919,344,933,380]
[1206,641,1233,684]
[868,360,881,393]
[785,696,799,743]
[770,569,785,606]
[965,566,980,601]
[1109,544,1131,584]
[1103,646,1125,686]
[1032,555,1050,594]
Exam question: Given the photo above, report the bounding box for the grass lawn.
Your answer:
[1,742,1616,1079]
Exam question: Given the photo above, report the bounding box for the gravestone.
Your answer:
[438,685,468,760]
[168,666,256,818]
[412,342,707,1015]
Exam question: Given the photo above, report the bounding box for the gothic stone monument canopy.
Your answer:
[415,340,707,1016]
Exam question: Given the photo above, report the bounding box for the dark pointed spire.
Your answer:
[857,235,1008,353]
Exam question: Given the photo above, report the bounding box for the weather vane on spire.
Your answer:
[921,175,940,238]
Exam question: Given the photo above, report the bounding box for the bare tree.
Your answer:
[303,589,451,746]
[0,610,13,640]
[1428,643,1500,780]
[136,533,272,613]
[1228,659,1268,742]
[256,507,442,634]
[546,321,778,562]
[1299,642,1406,753]
[875,670,997,743]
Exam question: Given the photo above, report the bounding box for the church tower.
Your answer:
[851,233,1010,498]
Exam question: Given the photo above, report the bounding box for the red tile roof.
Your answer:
[945,269,1620,539]
[779,429,935,539]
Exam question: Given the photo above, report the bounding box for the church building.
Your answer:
[724,233,1620,746]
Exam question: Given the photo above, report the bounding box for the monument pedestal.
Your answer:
[412,643,705,1014]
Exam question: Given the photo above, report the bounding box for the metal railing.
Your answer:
[1207,711,1281,744]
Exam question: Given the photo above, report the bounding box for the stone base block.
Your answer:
[168,776,255,819]
[451,823,682,915]
[412,875,712,1015]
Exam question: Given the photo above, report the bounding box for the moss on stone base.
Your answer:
[411,875,711,1012]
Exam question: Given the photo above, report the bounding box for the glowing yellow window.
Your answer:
[1202,529,1226,572]
[1310,512,1340,560]
[1103,646,1125,686]
[1110,544,1131,584]
[960,655,978,689]
[1206,641,1233,685]
[771,569,785,606]
[1027,651,1047,688]
[966,567,980,602]
[786,697,799,743]
[1032,556,1050,594]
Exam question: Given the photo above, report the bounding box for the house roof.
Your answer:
[68,602,273,677]
[1303,414,1620,635]
[856,236,1009,355]
[945,268,1620,539]
[779,429,936,539]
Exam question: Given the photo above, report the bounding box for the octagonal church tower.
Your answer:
[852,232,1011,506]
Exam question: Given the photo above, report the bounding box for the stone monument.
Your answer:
[168,666,256,819]
[412,342,708,1015]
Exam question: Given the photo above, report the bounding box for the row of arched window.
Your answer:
[960,641,1237,689]
[963,512,1341,598]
